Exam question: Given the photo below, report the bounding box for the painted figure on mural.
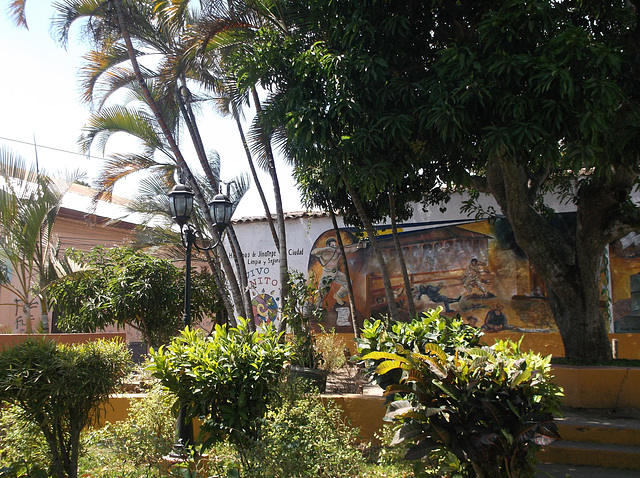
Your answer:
[482,303,508,332]
[311,237,367,306]
[415,282,461,312]
[462,257,492,297]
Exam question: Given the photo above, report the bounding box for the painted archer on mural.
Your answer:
[311,236,367,307]
[461,257,493,297]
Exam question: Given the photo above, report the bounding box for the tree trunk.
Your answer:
[485,152,612,362]
[251,88,289,330]
[342,175,400,321]
[214,243,247,319]
[328,205,360,337]
[176,79,219,190]
[232,102,280,248]
[389,191,416,318]
[114,1,247,318]
[226,224,254,328]
[204,250,236,323]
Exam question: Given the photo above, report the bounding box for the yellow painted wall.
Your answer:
[0,332,126,349]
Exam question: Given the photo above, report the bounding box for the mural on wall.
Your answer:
[307,230,368,328]
[305,219,565,333]
[610,231,640,332]
[240,215,640,333]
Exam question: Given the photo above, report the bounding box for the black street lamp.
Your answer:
[167,182,234,457]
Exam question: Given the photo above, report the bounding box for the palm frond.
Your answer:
[93,152,173,202]
[7,0,28,28]
[80,105,167,154]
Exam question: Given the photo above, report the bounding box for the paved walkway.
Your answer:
[537,463,640,477]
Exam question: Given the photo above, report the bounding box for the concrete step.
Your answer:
[556,415,640,447]
[536,463,640,477]
[539,440,640,470]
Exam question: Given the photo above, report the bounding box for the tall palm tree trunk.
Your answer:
[204,250,236,324]
[251,87,289,328]
[226,224,254,327]
[342,175,400,321]
[114,0,247,317]
[232,102,280,247]
[389,191,416,317]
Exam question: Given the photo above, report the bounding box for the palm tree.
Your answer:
[0,146,77,333]
[177,0,293,325]
[79,87,252,320]
[47,0,253,318]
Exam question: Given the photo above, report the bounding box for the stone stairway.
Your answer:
[538,408,640,472]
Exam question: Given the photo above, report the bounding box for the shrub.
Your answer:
[95,384,175,471]
[315,327,347,372]
[226,384,362,478]
[356,308,483,388]
[0,404,50,478]
[0,339,132,478]
[149,318,291,449]
[362,337,563,478]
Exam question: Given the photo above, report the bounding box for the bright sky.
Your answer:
[0,4,302,219]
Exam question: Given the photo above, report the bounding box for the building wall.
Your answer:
[230,194,640,335]
[0,208,135,335]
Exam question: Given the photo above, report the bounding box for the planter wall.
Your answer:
[551,365,640,409]
[0,333,127,349]
[100,365,640,446]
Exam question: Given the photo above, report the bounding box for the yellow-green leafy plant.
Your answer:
[360,317,563,478]
[149,318,291,449]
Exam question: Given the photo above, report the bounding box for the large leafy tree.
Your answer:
[421,0,640,362]
[0,146,77,333]
[229,0,640,361]
[49,246,225,349]
[222,2,428,317]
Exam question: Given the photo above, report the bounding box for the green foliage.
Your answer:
[0,405,49,478]
[148,319,291,448]
[0,339,132,478]
[226,0,640,361]
[282,270,325,369]
[362,334,563,478]
[81,384,175,477]
[243,386,362,477]
[49,246,224,349]
[0,146,77,332]
[356,308,483,389]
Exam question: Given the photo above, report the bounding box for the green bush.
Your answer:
[149,318,292,449]
[96,384,175,471]
[246,387,361,477]
[363,337,563,478]
[356,308,483,389]
[0,405,49,478]
[0,339,132,478]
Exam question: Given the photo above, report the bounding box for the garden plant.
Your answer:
[0,339,131,478]
[49,246,224,349]
[149,318,291,449]
[360,310,563,478]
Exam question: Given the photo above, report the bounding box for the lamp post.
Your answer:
[167,182,233,457]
